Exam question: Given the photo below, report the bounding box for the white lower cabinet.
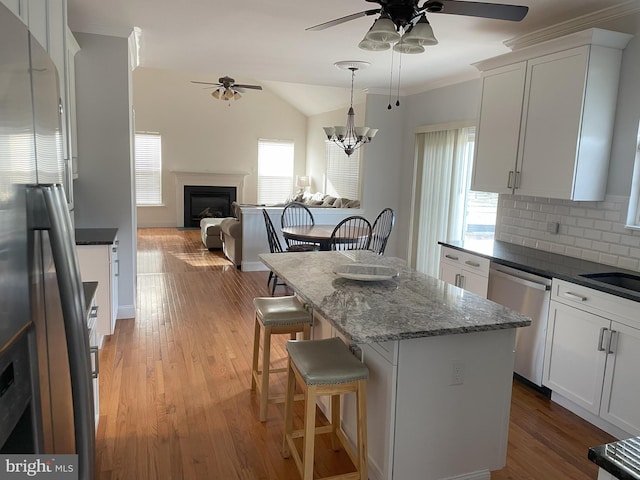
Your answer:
[87,292,100,429]
[77,239,119,344]
[543,279,640,437]
[439,246,490,298]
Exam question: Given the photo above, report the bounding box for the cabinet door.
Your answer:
[600,322,640,436]
[439,260,459,288]
[1,0,27,23]
[471,62,526,194]
[459,269,488,298]
[517,47,588,199]
[543,301,608,414]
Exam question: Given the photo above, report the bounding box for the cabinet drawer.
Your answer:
[440,247,490,274]
[552,279,639,328]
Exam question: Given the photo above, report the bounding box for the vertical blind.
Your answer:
[257,139,294,205]
[134,133,162,206]
[325,142,360,199]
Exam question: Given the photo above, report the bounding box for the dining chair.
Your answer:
[281,202,318,249]
[329,216,372,251]
[262,209,316,295]
[369,208,395,255]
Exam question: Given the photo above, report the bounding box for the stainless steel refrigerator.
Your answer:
[0,5,95,479]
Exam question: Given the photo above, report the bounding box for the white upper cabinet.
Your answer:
[472,29,632,201]
[1,0,27,23]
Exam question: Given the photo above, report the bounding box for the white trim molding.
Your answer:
[173,171,248,227]
[504,0,640,51]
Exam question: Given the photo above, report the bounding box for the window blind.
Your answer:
[325,142,360,199]
[134,133,162,206]
[257,139,294,204]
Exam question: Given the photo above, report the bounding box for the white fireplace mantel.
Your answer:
[174,171,248,227]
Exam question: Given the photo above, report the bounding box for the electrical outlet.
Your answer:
[450,361,464,386]
[547,222,559,234]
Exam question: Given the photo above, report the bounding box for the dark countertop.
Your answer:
[82,281,98,319]
[75,228,118,245]
[438,239,640,302]
[589,437,640,480]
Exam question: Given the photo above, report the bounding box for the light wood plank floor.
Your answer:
[95,228,615,479]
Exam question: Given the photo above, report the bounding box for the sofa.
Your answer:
[281,192,361,209]
[220,202,242,268]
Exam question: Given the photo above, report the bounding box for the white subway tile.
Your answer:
[599,253,619,267]
[581,250,600,262]
[617,257,639,272]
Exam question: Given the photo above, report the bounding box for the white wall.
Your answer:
[607,34,640,196]
[394,81,483,259]
[133,67,308,227]
[73,33,136,319]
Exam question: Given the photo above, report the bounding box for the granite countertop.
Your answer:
[75,228,118,245]
[589,436,640,480]
[439,239,640,302]
[259,250,531,344]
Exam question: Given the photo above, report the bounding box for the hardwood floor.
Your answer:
[95,228,615,479]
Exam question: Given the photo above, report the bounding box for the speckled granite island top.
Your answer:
[259,250,531,344]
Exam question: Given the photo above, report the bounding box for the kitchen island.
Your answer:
[259,250,531,480]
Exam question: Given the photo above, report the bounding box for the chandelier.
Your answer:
[358,14,438,53]
[323,61,378,157]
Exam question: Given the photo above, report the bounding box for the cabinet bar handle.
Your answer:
[459,275,466,289]
[90,305,99,318]
[607,330,618,354]
[507,171,514,189]
[445,254,459,261]
[465,260,480,267]
[90,346,99,378]
[515,171,522,188]
[454,273,461,287]
[597,327,608,352]
[562,291,587,302]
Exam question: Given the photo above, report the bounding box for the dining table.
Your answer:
[281,224,370,251]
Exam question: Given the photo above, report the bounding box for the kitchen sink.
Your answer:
[580,272,640,293]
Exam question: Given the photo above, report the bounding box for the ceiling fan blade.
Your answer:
[306,9,381,31]
[234,84,262,90]
[191,81,222,86]
[423,0,528,21]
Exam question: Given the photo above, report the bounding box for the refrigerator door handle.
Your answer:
[27,184,95,480]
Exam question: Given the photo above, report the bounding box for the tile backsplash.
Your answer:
[495,194,640,272]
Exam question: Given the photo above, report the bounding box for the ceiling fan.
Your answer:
[307,0,529,53]
[191,76,262,101]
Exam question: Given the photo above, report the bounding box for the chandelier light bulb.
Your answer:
[322,62,377,157]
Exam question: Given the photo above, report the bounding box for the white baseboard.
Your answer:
[241,261,268,272]
[442,470,490,480]
[117,305,135,320]
[550,392,631,440]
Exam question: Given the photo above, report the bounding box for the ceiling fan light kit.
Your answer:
[308,1,528,54]
[192,76,261,104]
[323,61,377,157]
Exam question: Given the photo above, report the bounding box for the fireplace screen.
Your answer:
[184,185,236,227]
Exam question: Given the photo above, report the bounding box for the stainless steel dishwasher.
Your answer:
[487,264,551,387]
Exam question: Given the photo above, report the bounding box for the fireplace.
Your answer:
[183,185,237,227]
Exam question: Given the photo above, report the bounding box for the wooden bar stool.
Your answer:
[282,337,369,480]
[251,296,312,422]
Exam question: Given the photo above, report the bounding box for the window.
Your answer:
[325,142,360,199]
[134,133,162,206]
[257,139,294,204]
[410,124,498,276]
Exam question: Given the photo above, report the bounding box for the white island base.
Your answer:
[315,315,516,480]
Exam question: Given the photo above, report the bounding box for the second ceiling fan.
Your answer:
[191,76,262,101]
